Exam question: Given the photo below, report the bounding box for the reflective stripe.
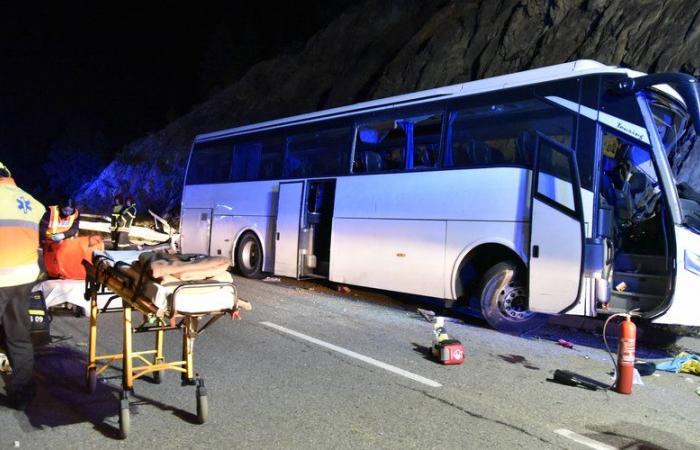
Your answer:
[0,219,39,230]
[0,263,39,287]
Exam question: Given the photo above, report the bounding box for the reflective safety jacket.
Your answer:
[42,205,80,243]
[112,204,136,233]
[0,177,46,287]
[110,204,122,232]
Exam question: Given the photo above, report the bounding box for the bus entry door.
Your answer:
[528,134,585,314]
[274,181,304,278]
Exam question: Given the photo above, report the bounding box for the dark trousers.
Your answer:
[0,282,34,394]
[111,231,131,250]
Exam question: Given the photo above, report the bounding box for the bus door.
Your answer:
[274,181,305,278]
[180,208,212,255]
[299,179,336,279]
[528,133,585,314]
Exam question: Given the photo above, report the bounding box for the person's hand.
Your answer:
[51,233,65,242]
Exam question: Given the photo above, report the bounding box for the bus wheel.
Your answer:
[235,232,264,278]
[479,261,547,333]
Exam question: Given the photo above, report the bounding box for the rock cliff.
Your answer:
[76,0,700,216]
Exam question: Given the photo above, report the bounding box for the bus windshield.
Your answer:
[646,89,700,231]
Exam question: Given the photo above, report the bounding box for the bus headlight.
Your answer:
[685,250,700,276]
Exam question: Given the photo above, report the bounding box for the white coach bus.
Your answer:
[180,60,700,332]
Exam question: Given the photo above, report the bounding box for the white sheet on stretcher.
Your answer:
[94,252,236,315]
[32,279,122,316]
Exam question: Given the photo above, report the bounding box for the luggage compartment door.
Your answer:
[180,208,212,255]
[528,134,585,314]
[274,181,304,278]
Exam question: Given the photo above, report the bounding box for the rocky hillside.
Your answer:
[76,0,700,216]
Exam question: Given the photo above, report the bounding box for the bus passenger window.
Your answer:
[231,136,284,181]
[409,114,442,169]
[353,120,405,173]
[353,114,442,173]
[284,127,352,178]
[444,98,574,170]
[185,140,234,185]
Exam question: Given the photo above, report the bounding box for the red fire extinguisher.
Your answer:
[615,315,636,394]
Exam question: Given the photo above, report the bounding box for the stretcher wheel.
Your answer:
[196,384,208,424]
[153,371,162,384]
[86,368,97,394]
[119,398,130,439]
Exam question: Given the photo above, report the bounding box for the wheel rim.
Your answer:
[240,239,260,271]
[497,281,535,322]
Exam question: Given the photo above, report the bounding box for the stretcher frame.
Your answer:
[82,258,240,439]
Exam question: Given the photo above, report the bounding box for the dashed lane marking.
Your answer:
[554,429,618,450]
[260,321,442,388]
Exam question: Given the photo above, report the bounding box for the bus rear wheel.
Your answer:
[479,261,547,333]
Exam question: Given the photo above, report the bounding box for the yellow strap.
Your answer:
[28,309,45,316]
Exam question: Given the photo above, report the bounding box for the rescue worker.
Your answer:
[40,199,80,245]
[0,161,45,410]
[112,195,136,250]
[109,193,124,247]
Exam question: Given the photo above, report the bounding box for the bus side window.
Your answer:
[284,127,352,178]
[186,140,234,185]
[354,121,404,173]
[231,136,284,181]
[444,98,574,170]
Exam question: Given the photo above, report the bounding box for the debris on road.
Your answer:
[634,360,656,376]
[551,369,608,391]
[337,285,351,294]
[656,352,700,375]
[557,339,575,349]
[417,308,436,323]
[431,317,464,365]
[263,276,281,282]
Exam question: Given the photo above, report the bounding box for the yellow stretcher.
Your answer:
[82,254,241,439]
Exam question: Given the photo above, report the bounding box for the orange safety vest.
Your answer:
[0,177,46,287]
[46,205,79,239]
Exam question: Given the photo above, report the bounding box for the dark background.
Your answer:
[0,2,352,200]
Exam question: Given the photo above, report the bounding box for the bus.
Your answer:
[180,60,700,332]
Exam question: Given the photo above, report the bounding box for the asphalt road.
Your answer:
[1,275,699,449]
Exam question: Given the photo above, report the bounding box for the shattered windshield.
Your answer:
[646,89,700,231]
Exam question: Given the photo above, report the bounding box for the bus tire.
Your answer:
[479,261,547,333]
[235,232,264,278]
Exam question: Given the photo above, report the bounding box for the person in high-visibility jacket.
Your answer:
[0,161,45,410]
[111,195,136,249]
[39,199,80,245]
[109,193,124,244]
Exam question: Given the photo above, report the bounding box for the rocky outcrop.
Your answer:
[76,0,700,216]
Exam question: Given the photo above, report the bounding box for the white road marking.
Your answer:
[554,429,618,450]
[260,321,442,388]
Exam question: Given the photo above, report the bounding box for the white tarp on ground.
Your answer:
[32,279,122,316]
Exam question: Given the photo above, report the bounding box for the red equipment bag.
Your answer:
[43,235,105,280]
[436,339,465,365]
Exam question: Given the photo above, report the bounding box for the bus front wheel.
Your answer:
[235,232,264,278]
[479,261,547,333]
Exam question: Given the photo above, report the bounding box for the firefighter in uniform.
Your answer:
[111,195,136,250]
[0,161,45,410]
[40,199,80,245]
[110,193,124,247]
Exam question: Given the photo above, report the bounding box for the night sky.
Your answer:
[0,2,351,198]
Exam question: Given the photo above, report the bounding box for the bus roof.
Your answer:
[195,60,666,142]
